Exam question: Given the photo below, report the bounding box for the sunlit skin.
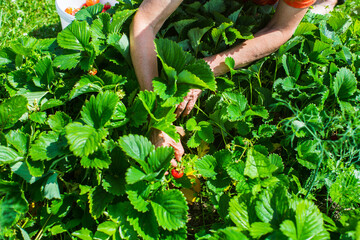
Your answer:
[130,0,336,165]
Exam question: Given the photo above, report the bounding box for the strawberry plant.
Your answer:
[0,0,359,239]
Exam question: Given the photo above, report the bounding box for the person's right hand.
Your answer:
[150,127,185,167]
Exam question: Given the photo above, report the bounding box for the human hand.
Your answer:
[150,127,185,167]
[175,89,202,118]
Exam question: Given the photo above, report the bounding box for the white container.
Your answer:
[55,0,119,29]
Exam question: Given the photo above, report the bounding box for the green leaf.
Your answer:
[57,20,91,51]
[227,162,245,182]
[187,132,202,148]
[159,228,187,240]
[53,53,81,70]
[223,92,247,121]
[184,60,216,91]
[81,149,111,169]
[48,112,72,132]
[150,189,188,231]
[81,91,119,129]
[258,124,276,138]
[152,118,179,143]
[75,4,103,23]
[10,162,39,183]
[195,155,217,178]
[211,22,233,44]
[108,33,131,64]
[118,135,154,172]
[69,77,103,100]
[44,173,61,200]
[65,123,108,157]
[186,118,199,132]
[155,38,187,72]
[0,145,22,165]
[26,159,45,177]
[5,130,29,156]
[204,0,226,13]
[18,226,31,240]
[294,22,317,36]
[91,13,111,40]
[296,140,321,170]
[245,105,269,119]
[333,68,356,100]
[329,169,360,208]
[29,131,68,161]
[0,95,28,130]
[223,27,243,45]
[282,54,301,80]
[244,148,277,179]
[255,187,289,225]
[125,166,147,185]
[177,70,211,91]
[107,202,138,240]
[109,9,136,33]
[96,221,117,236]
[89,186,114,219]
[188,26,212,52]
[72,228,94,240]
[126,181,151,212]
[229,196,250,230]
[0,186,28,229]
[127,207,159,240]
[0,48,15,66]
[249,222,273,239]
[137,91,157,120]
[214,227,249,240]
[280,199,327,240]
[102,174,126,196]
[198,121,214,143]
[147,146,174,173]
[34,56,55,87]
[40,99,64,111]
[29,112,47,124]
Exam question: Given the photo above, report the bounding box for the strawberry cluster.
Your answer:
[65,0,111,16]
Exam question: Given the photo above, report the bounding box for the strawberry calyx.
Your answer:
[171,168,184,179]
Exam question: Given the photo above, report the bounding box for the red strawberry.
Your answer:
[104,2,111,10]
[171,169,184,179]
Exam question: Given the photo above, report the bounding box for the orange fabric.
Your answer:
[283,0,316,8]
[252,0,315,8]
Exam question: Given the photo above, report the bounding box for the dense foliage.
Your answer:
[0,0,359,239]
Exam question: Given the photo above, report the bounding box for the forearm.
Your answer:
[205,0,308,76]
[130,16,158,91]
[130,0,182,91]
[204,27,291,76]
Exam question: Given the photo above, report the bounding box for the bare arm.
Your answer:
[130,0,182,91]
[204,0,309,76]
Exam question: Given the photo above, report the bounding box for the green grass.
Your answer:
[0,0,62,48]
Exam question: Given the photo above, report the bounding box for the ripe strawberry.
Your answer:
[86,0,100,7]
[88,68,97,76]
[103,2,111,10]
[171,169,184,179]
[72,8,81,15]
[65,7,73,15]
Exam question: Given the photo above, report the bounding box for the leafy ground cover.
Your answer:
[0,0,360,239]
[0,0,61,48]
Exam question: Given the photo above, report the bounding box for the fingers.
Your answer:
[176,126,185,137]
[175,89,202,117]
[170,159,178,167]
[182,98,196,117]
[175,100,187,118]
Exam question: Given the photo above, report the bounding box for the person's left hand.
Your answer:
[175,89,202,117]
